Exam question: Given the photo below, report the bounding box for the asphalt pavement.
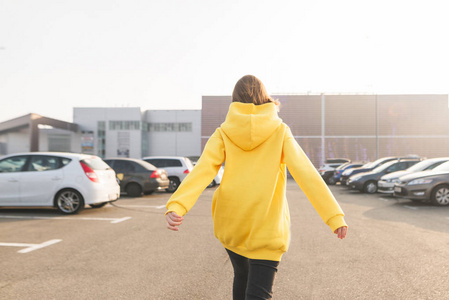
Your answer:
[1,181,449,299]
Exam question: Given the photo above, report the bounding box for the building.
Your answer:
[143,109,201,157]
[201,94,449,167]
[0,113,80,155]
[0,108,201,159]
[73,107,201,158]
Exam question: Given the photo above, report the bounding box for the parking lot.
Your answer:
[1,181,449,299]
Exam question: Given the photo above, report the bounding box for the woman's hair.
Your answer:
[232,75,279,106]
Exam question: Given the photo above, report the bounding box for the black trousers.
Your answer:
[226,249,280,300]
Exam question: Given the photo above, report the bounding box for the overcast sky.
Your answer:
[1,0,448,123]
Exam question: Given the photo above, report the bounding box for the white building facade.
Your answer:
[73,107,201,159]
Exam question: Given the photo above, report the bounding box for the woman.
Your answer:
[166,75,348,299]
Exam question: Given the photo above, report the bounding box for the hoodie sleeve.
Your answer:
[282,127,347,232]
[166,129,225,216]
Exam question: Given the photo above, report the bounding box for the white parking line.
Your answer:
[0,239,62,253]
[0,215,132,224]
[404,205,418,210]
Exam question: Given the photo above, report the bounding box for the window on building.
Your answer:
[108,121,141,131]
[48,134,71,152]
[147,122,192,132]
[97,121,106,158]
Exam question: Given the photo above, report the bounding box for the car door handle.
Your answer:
[51,177,62,181]
[8,179,18,182]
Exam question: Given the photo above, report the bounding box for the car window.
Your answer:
[27,155,61,171]
[373,161,395,173]
[432,161,449,172]
[164,159,182,167]
[146,159,163,168]
[61,158,71,166]
[134,162,149,172]
[406,161,418,168]
[113,160,135,172]
[0,156,28,173]
[387,161,411,173]
[81,156,110,170]
[424,161,447,170]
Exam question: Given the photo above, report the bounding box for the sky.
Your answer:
[1,0,448,123]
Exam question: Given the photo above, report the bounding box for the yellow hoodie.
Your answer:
[166,102,347,261]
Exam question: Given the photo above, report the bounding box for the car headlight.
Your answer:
[386,178,400,183]
[407,179,433,186]
[350,176,361,182]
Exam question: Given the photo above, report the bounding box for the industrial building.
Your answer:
[202,94,449,166]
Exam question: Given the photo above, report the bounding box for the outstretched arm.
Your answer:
[282,127,348,234]
[165,129,225,221]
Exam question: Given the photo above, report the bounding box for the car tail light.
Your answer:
[183,169,190,174]
[150,170,160,178]
[80,162,99,183]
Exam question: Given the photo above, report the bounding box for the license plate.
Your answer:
[394,187,401,193]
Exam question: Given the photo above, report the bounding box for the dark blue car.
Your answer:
[332,162,365,185]
[340,157,400,186]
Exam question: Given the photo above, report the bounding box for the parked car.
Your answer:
[347,158,421,194]
[332,162,365,184]
[340,156,412,186]
[142,156,194,192]
[393,161,449,206]
[378,157,449,194]
[0,152,120,214]
[318,158,351,184]
[103,158,169,197]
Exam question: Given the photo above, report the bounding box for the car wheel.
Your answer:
[166,177,180,193]
[430,185,449,206]
[364,181,378,194]
[89,202,108,208]
[126,183,142,197]
[55,189,84,214]
[208,180,217,188]
[327,177,336,185]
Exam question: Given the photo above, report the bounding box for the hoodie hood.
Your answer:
[220,102,282,151]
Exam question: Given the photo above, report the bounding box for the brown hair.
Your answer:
[232,75,279,106]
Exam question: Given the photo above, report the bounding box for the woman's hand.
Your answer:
[166,211,184,231]
[334,226,348,239]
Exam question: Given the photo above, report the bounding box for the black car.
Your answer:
[340,156,406,186]
[103,158,169,197]
[347,159,421,194]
